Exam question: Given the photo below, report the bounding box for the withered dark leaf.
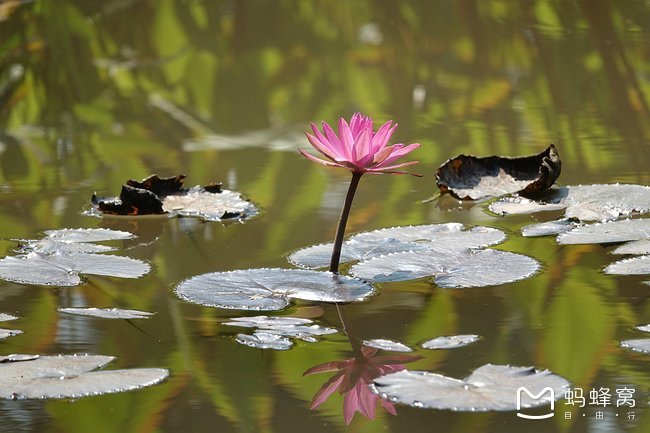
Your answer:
[436,145,561,201]
[126,174,187,197]
[90,174,251,221]
[93,184,165,215]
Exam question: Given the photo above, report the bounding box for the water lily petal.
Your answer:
[338,117,356,162]
[375,143,422,167]
[298,149,344,169]
[321,121,342,151]
[354,129,374,166]
[371,121,397,153]
[310,123,345,160]
[305,132,337,161]
[310,372,345,409]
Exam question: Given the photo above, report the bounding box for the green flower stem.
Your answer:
[329,172,363,273]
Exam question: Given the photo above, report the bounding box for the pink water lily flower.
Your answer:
[300,113,421,176]
[304,346,422,425]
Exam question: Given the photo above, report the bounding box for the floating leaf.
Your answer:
[521,219,578,238]
[489,197,566,216]
[91,174,257,221]
[58,308,154,320]
[0,313,17,322]
[421,335,481,349]
[636,324,650,333]
[224,315,336,342]
[0,354,169,399]
[371,364,570,411]
[605,255,650,276]
[0,329,22,340]
[0,253,150,286]
[362,339,413,352]
[289,223,505,269]
[490,184,650,221]
[235,332,294,350]
[175,268,375,311]
[557,219,650,245]
[436,145,561,200]
[350,249,539,287]
[612,240,650,255]
[43,228,134,243]
[20,228,134,255]
[620,339,650,354]
[0,354,39,363]
[162,187,257,221]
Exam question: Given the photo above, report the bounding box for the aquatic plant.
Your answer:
[299,113,421,272]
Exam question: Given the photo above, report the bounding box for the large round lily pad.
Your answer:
[371,364,570,411]
[350,249,539,288]
[289,223,505,269]
[175,268,375,311]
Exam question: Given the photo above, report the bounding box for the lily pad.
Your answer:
[20,228,134,255]
[490,184,650,221]
[175,268,375,311]
[363,339,413,352]
[0,354,169,399]
[612,240,650,255]
[521,219,578,238]
[350,249,539,287]
[289,224,505,269]
[58,308,154,320]
[0,354,39,363]
[371,364,570,411]
[620,339,650,354]
[558,219,650,245]
[0,253,150,286]
[436,145,561,200]
[162,187,257,221]
[223,315,337,342]
[0,314,21,340]
[43,228,134,243]
[235,332,294,350]
[421,335,481,349]
[0,329,22,340]
[604,255,650,275]
[91,174,257,221]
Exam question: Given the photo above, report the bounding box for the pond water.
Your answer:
[2,0,650,431]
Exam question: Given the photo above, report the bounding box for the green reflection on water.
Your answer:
[1,0,650,432]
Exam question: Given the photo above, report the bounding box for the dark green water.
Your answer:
[2,1,650,432]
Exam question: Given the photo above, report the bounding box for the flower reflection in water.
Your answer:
[304,345,422,424]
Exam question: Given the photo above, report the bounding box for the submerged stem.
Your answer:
[336,304,363,357]
[329,172,363,273]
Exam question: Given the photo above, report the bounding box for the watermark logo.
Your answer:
[516,387,555,419]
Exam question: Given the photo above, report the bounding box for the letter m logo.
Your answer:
[516,387,555,419]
